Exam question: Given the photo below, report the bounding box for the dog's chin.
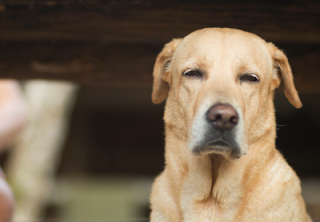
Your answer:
[191,140,246,161]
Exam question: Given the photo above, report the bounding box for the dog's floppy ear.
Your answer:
[267,42,302,108]
[152,38,182,104]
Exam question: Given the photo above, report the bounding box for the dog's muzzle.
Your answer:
[189,103,245,159]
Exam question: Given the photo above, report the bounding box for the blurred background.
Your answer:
[0,0,319,221]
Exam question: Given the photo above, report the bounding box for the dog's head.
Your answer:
[152,28,301,161]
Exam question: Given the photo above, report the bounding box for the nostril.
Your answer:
[230,116,238,124]
[213,114,222,122]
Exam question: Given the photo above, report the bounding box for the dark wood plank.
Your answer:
[0,41,160,85]
[0,41,319,92]
[0,0,319,43]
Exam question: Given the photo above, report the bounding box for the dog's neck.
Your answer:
[164,119,277,205]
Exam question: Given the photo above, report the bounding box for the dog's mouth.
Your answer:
[192,139,231,155]
[191,137,244,160]
[203,139,231,153]
[207,140,229,148]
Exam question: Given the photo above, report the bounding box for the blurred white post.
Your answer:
[6,80,78,221]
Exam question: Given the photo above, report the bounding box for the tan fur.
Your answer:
[150,28,311,222]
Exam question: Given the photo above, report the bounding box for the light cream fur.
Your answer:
[150,28,311,222]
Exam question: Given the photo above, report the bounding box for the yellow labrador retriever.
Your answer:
[150,28,311,222]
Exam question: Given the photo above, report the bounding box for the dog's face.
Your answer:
[152,28,302,161]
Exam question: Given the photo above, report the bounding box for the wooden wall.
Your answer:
[0,0,319,91]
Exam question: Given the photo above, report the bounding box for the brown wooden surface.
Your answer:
[0,41,159,86]
[1,0,320,43]
[0,41,319,91]
[0,0,319,89]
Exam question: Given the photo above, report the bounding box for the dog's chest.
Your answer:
[200,205,217,222]
[182,197,239,222]
[182,198,219,222]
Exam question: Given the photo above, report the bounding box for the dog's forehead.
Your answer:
[173,28,271,70]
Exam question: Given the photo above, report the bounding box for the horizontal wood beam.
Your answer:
[0,41,319,92]
[0,1,320,43]
[0,41,159,85]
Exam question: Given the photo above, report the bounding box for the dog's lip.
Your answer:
[206,140,230,148]
[191,139,232,156]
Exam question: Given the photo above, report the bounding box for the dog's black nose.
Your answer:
[207,104,239,131]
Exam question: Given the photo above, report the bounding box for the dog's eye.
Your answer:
[183,69,203,78]
[240,74,260,83]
